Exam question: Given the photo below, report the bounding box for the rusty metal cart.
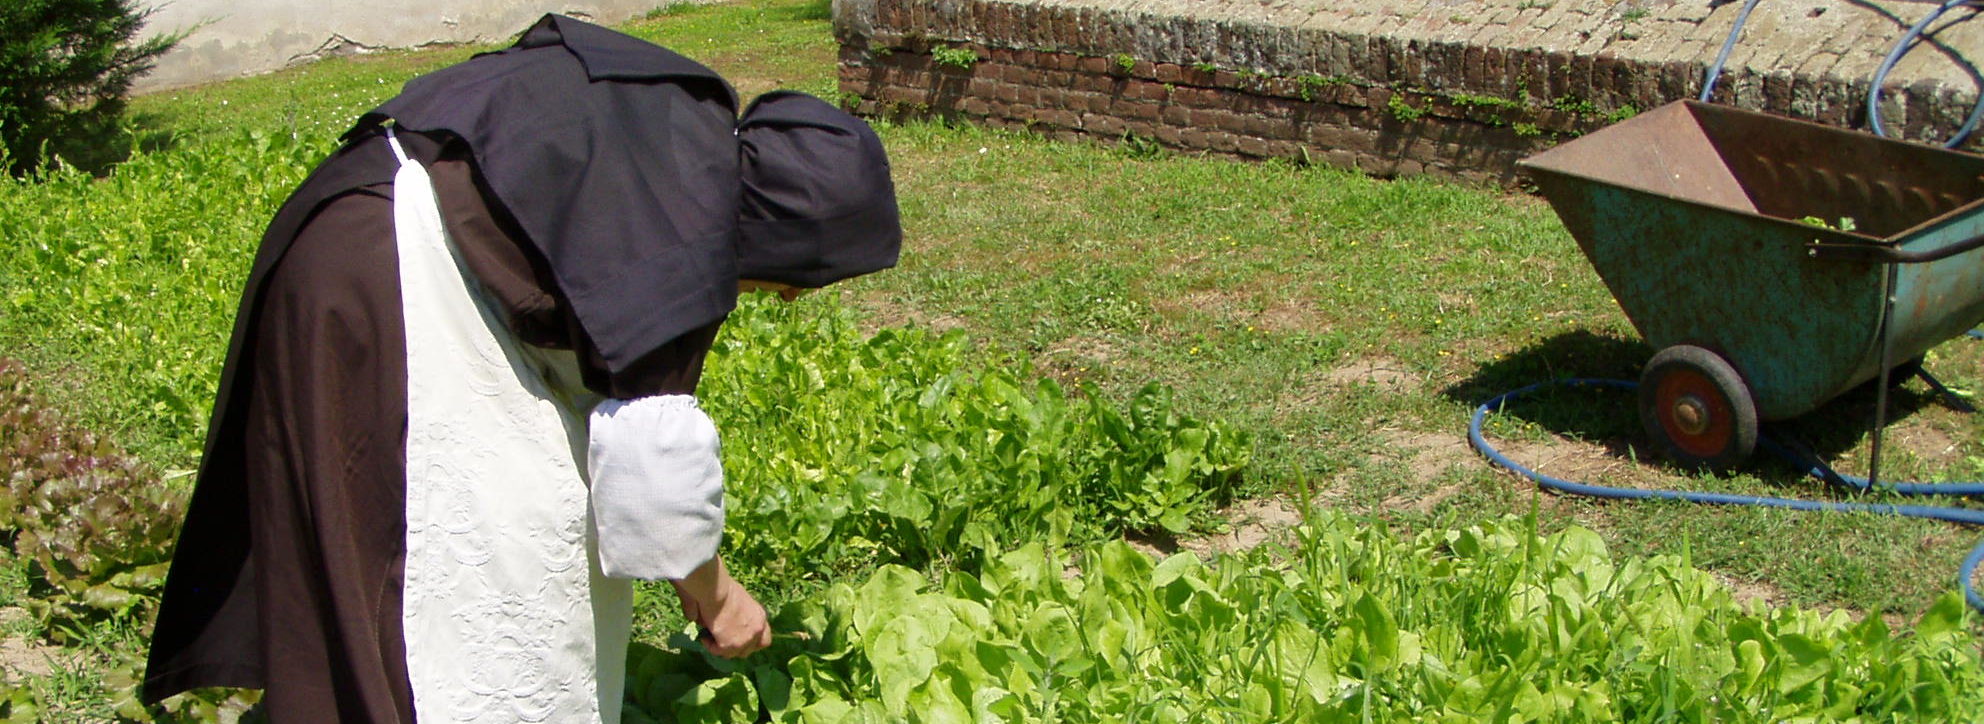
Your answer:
[1519,99,1984,472]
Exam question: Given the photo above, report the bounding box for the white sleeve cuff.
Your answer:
[587,394,725,580]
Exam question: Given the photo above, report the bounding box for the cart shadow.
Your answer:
[1442,329,1952,481]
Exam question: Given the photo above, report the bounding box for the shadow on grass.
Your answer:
[27,110,183,178]
[1443,329,1959,483]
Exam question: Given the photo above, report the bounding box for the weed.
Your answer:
[1517,0,1553,9]
[1192,61,1218,74]
[1513,122,1543,136]
[1549,95,1600,115]
[1450,93,1524,111]
[931,44,979,70]
[1620,6,1651,22]
[1118,131,1166,160]
[1294,74,1348,102]
[1387,92,1425,122]
[1605,103,1639,123]
[1112,53,1137,74]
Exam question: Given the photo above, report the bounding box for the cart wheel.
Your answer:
[1638,345,1758,472]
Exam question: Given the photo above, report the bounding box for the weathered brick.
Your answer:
[1084,113,1128,136]
[1117,100,1164,121]
[1237,136,1273,157]
[1038,108,1080,128]
[842,0,1979,188]
[1246,115,1299,140]
[1073,73,1113,94]
[880,85,926,104]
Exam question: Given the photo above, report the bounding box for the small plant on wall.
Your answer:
[931,44,979,69]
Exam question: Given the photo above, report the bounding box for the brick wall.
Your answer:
[832,0,1984,185]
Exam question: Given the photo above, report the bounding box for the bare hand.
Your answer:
[672,556,771,658]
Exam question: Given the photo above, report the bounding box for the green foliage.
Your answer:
[645,1,703,19]
[1799,215,1859,232]
[0,128,324,465]
[1386,92,1424,123]
[705,296,1251,578]
[1111,53,1136,74]
[1294,74,1348,102]
[1549,94,1601,116]
[630,515,1984,722]
[0,0,181,175]
[0,686,36,724]
[930,45,979,70]
[1449,92,1524,111]
[0,360,182,633]
[1191,61,1218,74]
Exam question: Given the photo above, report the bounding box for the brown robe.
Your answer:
[143,134,720,721]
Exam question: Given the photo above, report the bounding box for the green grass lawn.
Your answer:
[3,0,1983,717]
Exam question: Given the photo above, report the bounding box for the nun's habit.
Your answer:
[142,15,899,721]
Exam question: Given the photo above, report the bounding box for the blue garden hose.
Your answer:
[1700,0,1984,147]
[1468,378,1984,612]
[1698,0,1765,103]
[1865,0,1984,148]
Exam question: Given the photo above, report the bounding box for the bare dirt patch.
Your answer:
[1255,297,1321,334]
[1320,356,1418,394]
[1180,498,1306,557]
[1046,336,1121,368]
[1176,289,1247,321]
[0,607,64,681]
[1713,573,1790,611]
[1495,437,1644,485]
[1379,429,1480,480]
[1888,419,1965,469]
[843,288,968,336]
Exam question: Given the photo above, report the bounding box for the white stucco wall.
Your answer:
[132,1,687,93]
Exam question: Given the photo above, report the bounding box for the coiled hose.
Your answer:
[1469,378,1984,612]
[1700,0,1984,147]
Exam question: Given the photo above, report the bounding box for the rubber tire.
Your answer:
[1638,345,1758,473]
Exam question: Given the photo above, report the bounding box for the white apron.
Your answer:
[389,130,631,723]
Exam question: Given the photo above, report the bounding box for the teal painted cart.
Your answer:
[1519,100,1984,471]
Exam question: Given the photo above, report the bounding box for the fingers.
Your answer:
[696,580,771,659]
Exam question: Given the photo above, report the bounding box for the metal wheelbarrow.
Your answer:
[1519,100,1984,472]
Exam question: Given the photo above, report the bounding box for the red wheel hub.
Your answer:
[1653,369,1735,458]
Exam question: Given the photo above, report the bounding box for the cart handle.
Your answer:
[1806,233,1984,263]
